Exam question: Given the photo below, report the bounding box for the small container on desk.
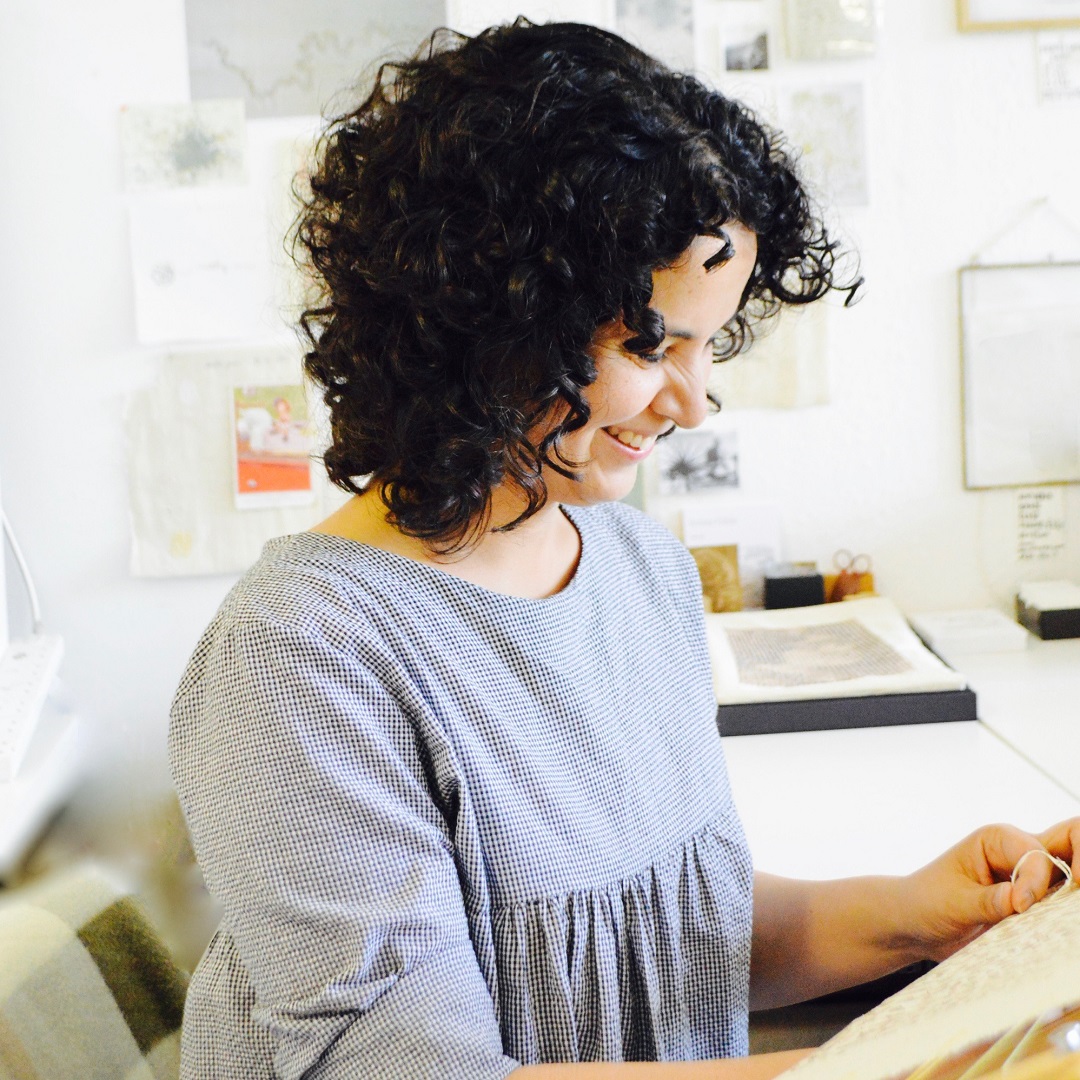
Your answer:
[1016,581,1080,641]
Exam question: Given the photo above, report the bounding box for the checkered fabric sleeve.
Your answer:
[0,868,188,1080]
[170,500,753,1079]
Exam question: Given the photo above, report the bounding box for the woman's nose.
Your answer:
[653,363,710,431]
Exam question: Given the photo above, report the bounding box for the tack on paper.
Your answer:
[655,430,739,495]
[1017,487,1067,561]
[128,193,274,344]
[126,347,345,578]
[119,100,247,190]
[185,0,445,119]
[782,0,875,61]
[782,84,869,207]
[617,0,695,72]
[709,301,829,409]
[233,384,315,509]
[1037,31,1080,104]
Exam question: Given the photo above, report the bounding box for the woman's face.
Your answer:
[544,226,758,508]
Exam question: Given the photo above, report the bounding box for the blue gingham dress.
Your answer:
[169,501,753,1079]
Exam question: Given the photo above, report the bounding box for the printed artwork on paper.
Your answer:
[119,100,247,190]
[656,430,739,495]
[233,384,315,509]
[185,0,446,119]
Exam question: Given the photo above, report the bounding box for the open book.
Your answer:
[779,884,1080,1080]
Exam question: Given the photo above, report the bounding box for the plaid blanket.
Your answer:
[0,867,187,1079]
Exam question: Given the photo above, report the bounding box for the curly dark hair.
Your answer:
[296,19,858,551]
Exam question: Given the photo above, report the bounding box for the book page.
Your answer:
[781,884,1080,1080]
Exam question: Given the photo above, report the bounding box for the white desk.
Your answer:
[723,718,1080,881]
[933,636,1080,801]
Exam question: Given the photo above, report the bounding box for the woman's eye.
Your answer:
[638,346,670,364]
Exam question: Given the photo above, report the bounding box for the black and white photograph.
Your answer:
[655,429,740,495]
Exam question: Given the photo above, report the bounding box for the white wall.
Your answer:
[1,0,1078,807]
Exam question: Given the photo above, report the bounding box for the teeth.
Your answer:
[608,427,649,450]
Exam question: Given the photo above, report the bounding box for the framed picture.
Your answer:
[959,262,1080,489]
[958,0,1080,31]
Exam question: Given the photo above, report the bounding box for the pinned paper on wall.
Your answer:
[119,100,247,190]
[709,301,829,409]
[233,384,316,509]
[269,134,322,327]
[185,0,446,119]
[717,1,770,70]
[782,84,869,207]
[616,0,695,72]
[655,430,740,495]
[1037,30,1080,102]
[126,347,345,577]
[1017,487,1066,561]
[128,192,274,344]
[782,0,875,60]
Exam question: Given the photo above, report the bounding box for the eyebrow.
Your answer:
[664,328,719,343]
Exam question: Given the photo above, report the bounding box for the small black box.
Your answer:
[764,565,825,609]
[1016,597,1080,640]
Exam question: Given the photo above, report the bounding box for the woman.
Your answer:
[169,20,1079,1079]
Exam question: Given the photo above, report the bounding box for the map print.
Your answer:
[185,1,447,119]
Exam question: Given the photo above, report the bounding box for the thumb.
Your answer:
[977,880,1016,925]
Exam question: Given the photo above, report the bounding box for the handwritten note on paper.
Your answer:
[128,193,272,344]
[1018,488,1066,562]
[1038,31,1080,104]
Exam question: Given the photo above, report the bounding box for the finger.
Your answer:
[976,880,1016,924]
[1010,850,1056,912]
[979,825,1051,912]
[1038,817,1080,878]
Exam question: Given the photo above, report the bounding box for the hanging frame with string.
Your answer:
[959,261,1080,489]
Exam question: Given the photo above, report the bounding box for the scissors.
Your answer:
[831,550,871,602]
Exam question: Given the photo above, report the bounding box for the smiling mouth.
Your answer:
[604,425,669,453]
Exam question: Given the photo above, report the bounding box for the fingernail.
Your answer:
[1017,887,1034,912]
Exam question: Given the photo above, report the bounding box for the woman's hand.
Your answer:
[901,817,1080,962]
[750,818,1079,1011]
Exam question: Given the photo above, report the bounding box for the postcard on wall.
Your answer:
[233,384,315,509]
[119,100,247,191]
[782,0,875,60]
[781,83,869,207]
[616,0,695,72]
[655,429,739,496]
[128,192,272,344]
[185,0,446,119]
[716,1,770,71]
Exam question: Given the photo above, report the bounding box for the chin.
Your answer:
[552,471,639,508]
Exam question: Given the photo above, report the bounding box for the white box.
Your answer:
[907,609,1029,656]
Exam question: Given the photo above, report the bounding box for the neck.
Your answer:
[312,487,582,600]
